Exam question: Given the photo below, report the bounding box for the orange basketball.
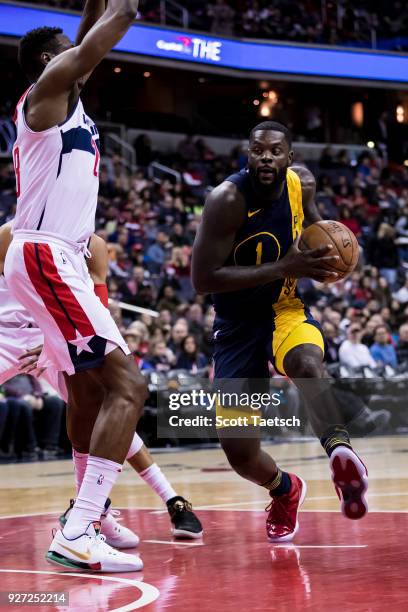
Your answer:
[299,220,360,282]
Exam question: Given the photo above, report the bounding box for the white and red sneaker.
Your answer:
[266,474,307,542]
[46,522,143,572]
[330,446,368,520]
[59,499,139,549]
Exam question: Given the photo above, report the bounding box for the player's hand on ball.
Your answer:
[280,236,339,282]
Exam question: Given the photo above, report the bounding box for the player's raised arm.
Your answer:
[39,0,138,93]
[76,0,107,46]
[191,182,339,294]
[291,165,322,227]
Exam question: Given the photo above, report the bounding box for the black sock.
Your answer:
[320,426,352,458]
[262,468,291,497]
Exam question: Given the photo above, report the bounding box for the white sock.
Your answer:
[63,455,122,539]
[139,463,177,503]
[126,432,144,459]
[72,449,89,495]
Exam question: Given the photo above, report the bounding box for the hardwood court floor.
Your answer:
[0,436,407,611]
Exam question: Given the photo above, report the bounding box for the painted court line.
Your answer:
[143,539,204,546]
[0,569,160,611]
[275,544,367,549]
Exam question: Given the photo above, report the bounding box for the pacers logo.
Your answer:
[234,232,281,266]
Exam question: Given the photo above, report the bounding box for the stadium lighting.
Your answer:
[260,102,271,117]
[351,101,364,127]
[396,105,405,123]
[367,141,375,149]
[253,99,260,106]
[268,90,278,104]
[113,66,122,73]
[144,71,151,78]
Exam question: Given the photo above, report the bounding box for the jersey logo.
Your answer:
[248,209,261,218]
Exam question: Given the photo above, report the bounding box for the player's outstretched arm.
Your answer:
[36,0,138,96]
[191,183,338,294]
[291,164,322,227]
[76,0,107,46]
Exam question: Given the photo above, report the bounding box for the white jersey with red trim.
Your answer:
[12,87,100,244]
[0,273,34,325]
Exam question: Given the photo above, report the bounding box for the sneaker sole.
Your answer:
[172,528,204,540]
[46,551,102,572]
[46,550,143,573]
[330,447,368,520]
[268,477,307,543]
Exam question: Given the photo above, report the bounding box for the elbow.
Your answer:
[192,274,210,294]
[114,1,138,21]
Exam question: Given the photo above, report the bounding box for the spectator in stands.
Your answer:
[0,395,40,460]
[322,321,341,364]
[367,223,400,287]
[145,231,169,274]
[2,375,64,459]
[168,319,189,354]
[124,327,153,371]
[393,277,408,305]
[339,325,377,369]
[157,283,181,312]
[369,325,398,368]
[177,135,199,162]
[396,323,408,365]
[339,206,362,237]
[175,335,209,372]
[147,340,175,372]
[134,134,153,167]
[208,0,235,35]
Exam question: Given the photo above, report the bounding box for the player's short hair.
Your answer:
[18,26,63,82]
[249,121,292,147]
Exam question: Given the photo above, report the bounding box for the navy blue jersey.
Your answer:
[212,167,304,319]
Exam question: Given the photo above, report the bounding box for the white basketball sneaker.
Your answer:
[46,522,143,572]
[59,499,139,548]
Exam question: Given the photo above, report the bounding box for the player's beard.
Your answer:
[248,166,287,198]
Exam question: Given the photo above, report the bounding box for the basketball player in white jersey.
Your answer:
[0,223,203,543]
[4,0,148,572]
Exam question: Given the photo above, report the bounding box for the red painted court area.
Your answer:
[0,509,407,611]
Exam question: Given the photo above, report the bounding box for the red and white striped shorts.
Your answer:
[4,230,130,376]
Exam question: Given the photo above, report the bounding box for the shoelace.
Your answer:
[88,533,111,552]
[265,495,295,523]
[109,509,123,521]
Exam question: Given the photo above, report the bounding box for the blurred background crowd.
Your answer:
[0,0,407,460]
[14,0,408,51]
[1,136,408,458]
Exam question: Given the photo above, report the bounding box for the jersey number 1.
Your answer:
[256,241,263,265]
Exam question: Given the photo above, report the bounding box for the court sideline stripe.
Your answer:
[0,569,160,611]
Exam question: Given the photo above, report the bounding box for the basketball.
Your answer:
[299,220,359,282]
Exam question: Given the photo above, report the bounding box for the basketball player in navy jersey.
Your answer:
[192,121,368,542]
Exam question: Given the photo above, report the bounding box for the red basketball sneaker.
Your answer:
[330,446,368,520]
[266,474,307,542]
